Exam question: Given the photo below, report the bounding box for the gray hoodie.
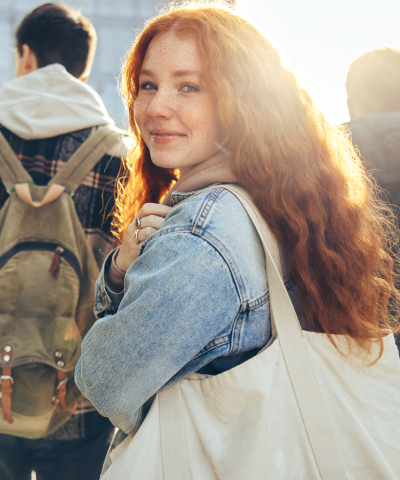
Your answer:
[0,63,130,157]
[0,63,112,139]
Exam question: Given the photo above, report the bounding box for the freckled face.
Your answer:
[134,31,222,172]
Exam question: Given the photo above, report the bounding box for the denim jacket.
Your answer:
[75,185,301,438]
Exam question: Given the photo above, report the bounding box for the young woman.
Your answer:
[75,0,399,464]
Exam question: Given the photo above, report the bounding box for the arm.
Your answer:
[75,231,240,433]
[93,248,125,318]
[93,203,172,318]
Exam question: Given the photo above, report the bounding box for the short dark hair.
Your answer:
[15,3,97,78]
[346,47,400,116]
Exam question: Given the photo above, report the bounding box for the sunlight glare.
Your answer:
[236,0,400,126]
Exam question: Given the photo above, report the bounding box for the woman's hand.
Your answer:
[116,203,172,272]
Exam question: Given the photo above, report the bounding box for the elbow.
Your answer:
[74,358,93,403]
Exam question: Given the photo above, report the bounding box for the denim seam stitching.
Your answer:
[246,292,269,310]
[192,337,231,360]
[230,310,244,355]
[171,183,223,207]
[196,334,230,354]
[192,229,251,311]
[191,187,259,309]
[192,187,225,235]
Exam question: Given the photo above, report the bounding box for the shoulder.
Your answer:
[157,186,269,309]
[166,185,261,247]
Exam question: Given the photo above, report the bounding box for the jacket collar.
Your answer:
[170,182,224,206]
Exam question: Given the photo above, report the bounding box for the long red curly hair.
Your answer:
[113,1,399,357]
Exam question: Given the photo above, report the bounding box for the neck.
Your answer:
[178,152,225,177]
[162,152,237,206]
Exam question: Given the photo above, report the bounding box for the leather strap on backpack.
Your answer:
[53,370,77,412]
[1,345,13,424]
[1,368,13,425]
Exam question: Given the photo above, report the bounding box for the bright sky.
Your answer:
[235,0,400,125]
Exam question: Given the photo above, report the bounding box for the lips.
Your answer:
[150,130,186,145]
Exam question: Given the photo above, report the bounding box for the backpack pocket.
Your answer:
[0,242,82,369]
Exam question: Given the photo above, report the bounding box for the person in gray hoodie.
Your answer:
[346,47,400,353]
[346,47,400,218]
[0,4,130,480]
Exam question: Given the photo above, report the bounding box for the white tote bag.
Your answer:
[101,185,400,480]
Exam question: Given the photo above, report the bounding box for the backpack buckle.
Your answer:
[0,375,13,384]
[52,375,68,403]
[55,376,68,390]
[52,370,77,412]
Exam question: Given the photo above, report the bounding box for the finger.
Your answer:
[126,222,140,236]
[139,215,165,230]
[136,226,157,242]
[138,203,172,219]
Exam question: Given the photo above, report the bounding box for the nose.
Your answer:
[146,88,174,119]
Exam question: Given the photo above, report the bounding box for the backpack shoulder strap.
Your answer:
[0,131,34,192]
[49,125,126,195]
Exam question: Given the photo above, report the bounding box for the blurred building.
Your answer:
[0,0,163,128]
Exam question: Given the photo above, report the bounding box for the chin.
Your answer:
[150,153,183,170]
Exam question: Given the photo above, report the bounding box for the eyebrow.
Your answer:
[139,69,201,77]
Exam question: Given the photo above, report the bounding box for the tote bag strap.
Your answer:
[158,184,346,480]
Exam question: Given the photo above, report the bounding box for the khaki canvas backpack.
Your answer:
[0,125,122,438]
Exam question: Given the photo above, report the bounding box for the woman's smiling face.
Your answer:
[134,31,222,173]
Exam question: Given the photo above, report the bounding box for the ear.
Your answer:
[15,44,38,77]
[78,65,92,83]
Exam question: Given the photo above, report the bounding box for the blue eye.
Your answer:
[140,82,157,90]
[181,84,199,93]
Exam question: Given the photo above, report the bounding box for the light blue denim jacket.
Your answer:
[75,185,300,439]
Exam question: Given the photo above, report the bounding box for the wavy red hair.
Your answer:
[114,1,399,357]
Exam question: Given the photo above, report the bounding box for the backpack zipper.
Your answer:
[0,242,81,282]
[49,246,65,278]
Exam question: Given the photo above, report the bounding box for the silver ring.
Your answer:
[134,228,142,245]
[135,217,141,229]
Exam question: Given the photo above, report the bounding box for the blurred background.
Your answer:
[1,0,400,127]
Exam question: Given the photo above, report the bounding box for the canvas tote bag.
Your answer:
[101,184,400,480]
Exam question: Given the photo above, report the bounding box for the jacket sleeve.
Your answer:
[75,230,240,434]
[93,248,125,318]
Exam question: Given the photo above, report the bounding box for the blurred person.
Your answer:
[346,47,400,219]
[346,48,400,354]
[0,3,129,480]
[74,2,400,476]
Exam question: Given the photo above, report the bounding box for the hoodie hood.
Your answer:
[0,64,114,140]
[347,112,400,185]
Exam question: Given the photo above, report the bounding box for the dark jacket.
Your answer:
[347,112,400,353]
[347,112,400,216]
